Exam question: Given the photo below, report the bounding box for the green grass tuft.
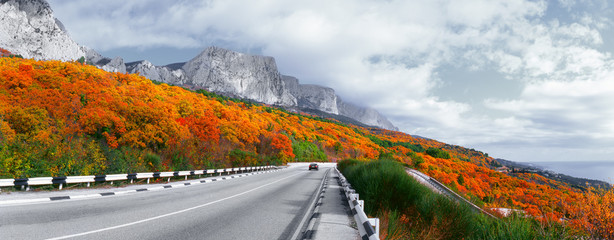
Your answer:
[338,159,572,239]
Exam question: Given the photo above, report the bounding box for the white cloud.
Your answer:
[486,77,614,133]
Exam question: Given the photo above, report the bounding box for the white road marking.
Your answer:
[46,171,305,240]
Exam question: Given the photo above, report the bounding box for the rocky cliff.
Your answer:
[282,74,397,130]
[282,75,339,115]
[182,47,296,106]
[337,97,398,131]
[1,0,398,130]
[126,60,186,85]
[0,0,86,60]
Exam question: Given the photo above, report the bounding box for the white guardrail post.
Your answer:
[335,167,380,240]
[0,165,273,191]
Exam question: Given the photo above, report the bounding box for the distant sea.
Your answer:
[531,161,614,185]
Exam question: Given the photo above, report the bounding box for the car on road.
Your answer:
[309,163,319,170]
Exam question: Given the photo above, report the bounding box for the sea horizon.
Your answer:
[529,161,614,185]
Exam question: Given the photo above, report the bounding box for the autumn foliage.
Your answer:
[0,53,612,237]
[566,187,614,239]
[0,48,12,57]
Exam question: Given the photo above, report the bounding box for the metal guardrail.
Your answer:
[406,168,498,219]
[335,167,380,240]
[0,166,273,191]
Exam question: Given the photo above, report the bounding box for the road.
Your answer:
[0,163,333,240]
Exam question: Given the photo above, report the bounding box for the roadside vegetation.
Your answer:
[338,159,573,239]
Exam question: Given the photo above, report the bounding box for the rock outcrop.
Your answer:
[0,0,86,60]
[182,47,297,106]
[337,97,398,131]
[125,60,186,85]
[100,56,126,73]
[283,75,339,115]
[283,74,397,130]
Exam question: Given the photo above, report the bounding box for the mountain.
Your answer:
[283,74,396,130]
[0,0,398,131]
[182,47,297,106]
[283,75,339,114]
[126,60,187,85]
[109,47,398,130]
[0,0,85,60]
[336,97,397,131]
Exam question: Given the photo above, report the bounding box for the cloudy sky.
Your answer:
[47,0,614,164]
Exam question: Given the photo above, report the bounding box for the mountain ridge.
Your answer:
[107,47,398,130]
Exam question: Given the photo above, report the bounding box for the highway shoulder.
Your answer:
[309,169,360,240]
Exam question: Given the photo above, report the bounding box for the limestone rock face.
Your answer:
[183,47,297,106]
[101,56,126,73]
[337,97,399,131]
[126,60,187,85]
[84,47,107,65]
[0,0,86,60]
[283,75,396,130]
[283,75,339,115]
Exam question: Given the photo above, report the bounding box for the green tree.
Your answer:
[407,151,424,168]
[425,147,450,159]
[292,141,327,162]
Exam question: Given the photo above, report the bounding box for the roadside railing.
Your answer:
[335,166,380,240]
[0,166,273,191]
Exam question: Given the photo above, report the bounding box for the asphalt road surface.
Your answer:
[0,163,332,240]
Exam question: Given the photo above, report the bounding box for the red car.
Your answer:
[309,163,319,170]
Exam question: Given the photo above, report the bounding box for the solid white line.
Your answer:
[0,198,50,205]
[147,186,165,191]
[69,194,100,200]
[114,190,134,195]
[45,171,304,240]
